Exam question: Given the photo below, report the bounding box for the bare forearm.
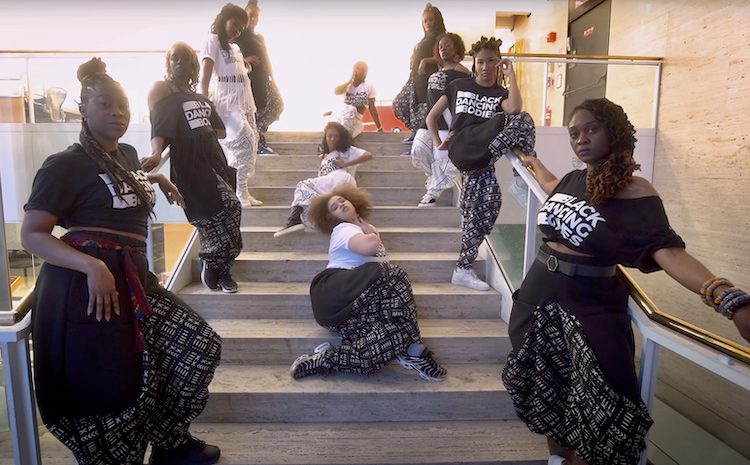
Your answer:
[22,231,105,276]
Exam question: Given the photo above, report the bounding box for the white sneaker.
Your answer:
[451,267,490,291]
[418,194,436,208]
[548,455,570,465]
[238,190,263,207]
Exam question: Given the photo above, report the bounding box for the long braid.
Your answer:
[78,58,154,214]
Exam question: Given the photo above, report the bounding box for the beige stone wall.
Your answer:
[514,0,750,457]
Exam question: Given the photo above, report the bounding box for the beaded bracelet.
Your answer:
[700,277,734,307]
[715,287,750,320]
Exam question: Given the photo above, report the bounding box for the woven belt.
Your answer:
[536,249,616,278]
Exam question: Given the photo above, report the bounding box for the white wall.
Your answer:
[0,0,556,131]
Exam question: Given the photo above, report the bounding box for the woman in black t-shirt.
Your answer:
[394,3,446,137]
[22,58,222,465]
[505,98,750,465]
[143,42,243,294]
[426,37,536,292]
[410,32,470,207]
[234,0,284,154]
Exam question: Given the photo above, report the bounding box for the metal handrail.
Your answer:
[505,149,750,366]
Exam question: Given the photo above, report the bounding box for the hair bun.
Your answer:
[425,3,432,8]
[246,0,258,6]
[77,57,107,83]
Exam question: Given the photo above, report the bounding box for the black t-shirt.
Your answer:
[538,169,686,271]
[422,68,471,130]
[235,30,271,108]
[25,143,155,236]
[410,35,439,103]
[444,77,509,132]
[150,90,232,221]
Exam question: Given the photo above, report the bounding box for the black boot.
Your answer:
[273,206,305,238]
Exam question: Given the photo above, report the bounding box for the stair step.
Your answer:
[192,253,493,283]
[187,420,547,465]
[246,186,455,207]
[267,141,409,156]
[255,154,417,171]
[207,318,509,365]
[199,364,516,423]
[241,226,463,253]
[265,131,408,143]
[240,206,461,228]
[180,282,501,320]
[248,169,429,188]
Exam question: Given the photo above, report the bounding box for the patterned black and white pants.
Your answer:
[457,166,502,269]
[324,263,421,374]
[457,111,537,269]
[191,175,243,277]
[256,79,284,151]
[47,288,222,465]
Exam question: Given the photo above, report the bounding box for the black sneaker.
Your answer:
[396,349,447,381]
[200,260,219,290]
[290,342,332,379]
[149,435,220,465]
[219,274,238,293]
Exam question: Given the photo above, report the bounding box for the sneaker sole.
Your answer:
[450,277,490,291]
[418,202,436,208]
[395,358,446,382]
[273,223,306,239]
[200,262,219,290]
[220,286,238,293]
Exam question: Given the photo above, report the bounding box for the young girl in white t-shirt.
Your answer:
[199,4,261,207]
[274,122,372,238]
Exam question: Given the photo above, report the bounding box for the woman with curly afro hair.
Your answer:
[503,98,750,465]
[288,184,446,382]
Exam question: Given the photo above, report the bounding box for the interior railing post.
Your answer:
[1,314,41,465]
[638,334,660,465]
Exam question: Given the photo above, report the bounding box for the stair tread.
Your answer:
[240,225,461,233]
[209,363,507,394]
[187,420,548,465]
[207,318,508,339]
[181,281,500,296]
[229,251,478,260]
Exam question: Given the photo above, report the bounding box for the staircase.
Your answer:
[176,131,549,465]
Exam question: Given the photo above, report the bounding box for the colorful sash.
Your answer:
[63,234,152,352]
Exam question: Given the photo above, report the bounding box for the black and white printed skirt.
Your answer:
[503,245,652,465]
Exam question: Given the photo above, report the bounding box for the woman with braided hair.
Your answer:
[144,42,243,293]
[199,3,262,207]
[22,58,222,465]
[394,3,446,142]
[234,0,284,154]
[503,98,750,465]
[426,36,536,291]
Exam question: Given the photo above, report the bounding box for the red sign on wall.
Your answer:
[583,26,594,37]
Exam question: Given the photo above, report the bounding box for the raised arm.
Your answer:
[521,157,559,195]
[500,58,522,115]
[21,210,120,321]
[347,218,381,256]
[334,80,352,96]
[653,248,750,342]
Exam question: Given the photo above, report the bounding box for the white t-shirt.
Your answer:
[200,34,255,115]
[319,146,367,176]
[343,81,376,108]
[327,222,388,269]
